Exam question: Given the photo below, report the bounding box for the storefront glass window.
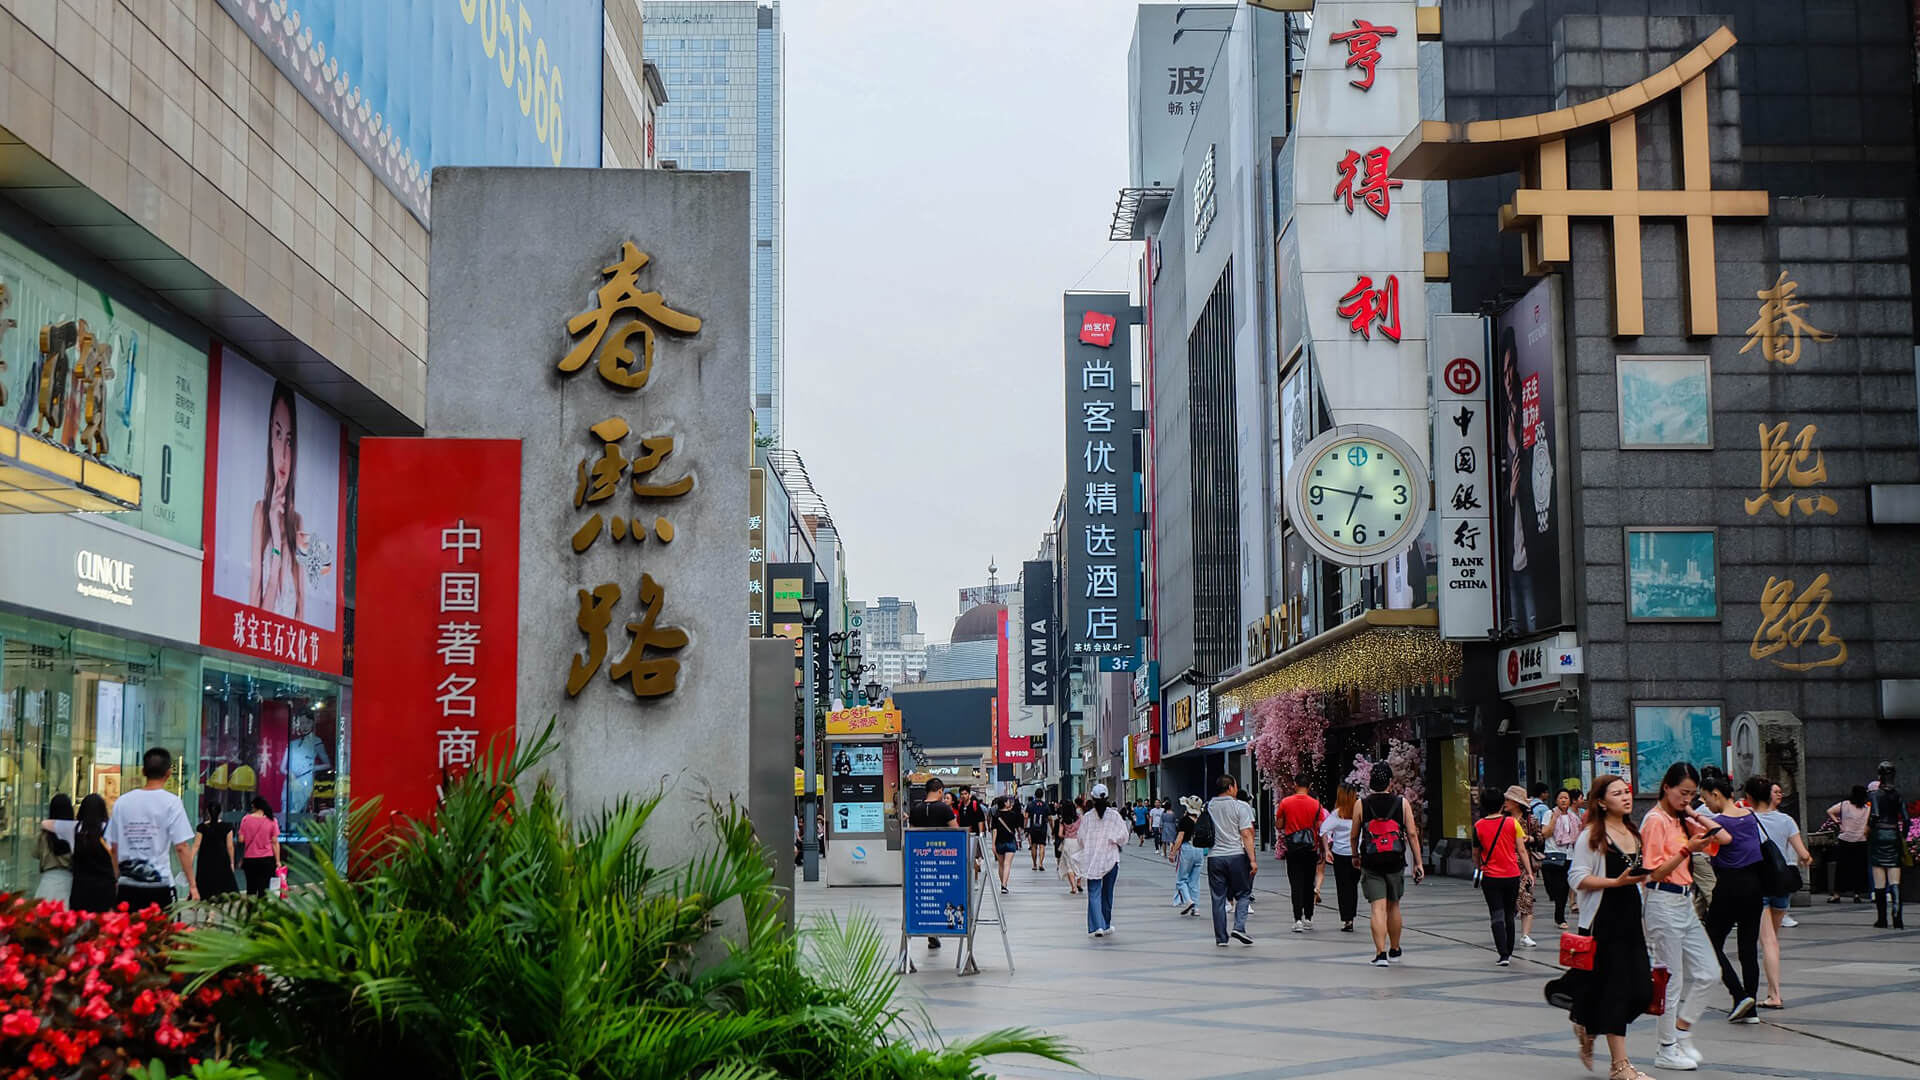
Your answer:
[1438,735,1472,841]
[198,659,343,848]
[0,612,198,894]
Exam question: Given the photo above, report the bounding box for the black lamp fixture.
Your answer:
[864,679,882,703]
[798,593,820,624]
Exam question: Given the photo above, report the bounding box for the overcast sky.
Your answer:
[783,0,1138,643]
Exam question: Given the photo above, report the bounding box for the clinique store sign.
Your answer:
[0,515,199,643]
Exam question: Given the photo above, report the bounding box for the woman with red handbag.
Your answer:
[1545,775,1655,1079]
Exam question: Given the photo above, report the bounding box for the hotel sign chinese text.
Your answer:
[1063,294,1143,657]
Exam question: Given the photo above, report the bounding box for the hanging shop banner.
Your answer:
[748,468,767,635]
[1431,314,1496,640]
[903,828,971,937]
[1494,278,1566,635]
[352,437,521,826]
[213,0,604,222]
[825,704,902,736]
[995,607,1033,761]
[1022,560,1056,705]
[1063,293,1143,657]
[200,346,347,673]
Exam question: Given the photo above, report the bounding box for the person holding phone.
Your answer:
[1550,774,1656,1080]
[1701,775,1766,1023]
[1641,762,1732,1071]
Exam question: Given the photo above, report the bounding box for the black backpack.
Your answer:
[1190,806,1218,849]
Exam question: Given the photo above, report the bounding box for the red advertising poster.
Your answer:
[352,438,521,826]
[199,345,348,672]
[995,607,1032,762]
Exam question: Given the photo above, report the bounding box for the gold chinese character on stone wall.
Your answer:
[1740,271,1833,367]
[1745,422,1838,518]
[1750,573,1848,671]
[559,242,703,390]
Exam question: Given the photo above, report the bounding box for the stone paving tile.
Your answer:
[795,845,1920,1080]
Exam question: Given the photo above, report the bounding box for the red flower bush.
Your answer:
[0,895,264,1080]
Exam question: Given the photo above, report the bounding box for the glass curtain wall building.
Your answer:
[644,2,785,444]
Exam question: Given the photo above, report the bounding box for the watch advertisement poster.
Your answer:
[1493,278,1565,636]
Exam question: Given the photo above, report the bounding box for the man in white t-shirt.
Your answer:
[106,747,198,911]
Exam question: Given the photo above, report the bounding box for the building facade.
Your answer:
[860,596,919,651]
[644,1,786,444]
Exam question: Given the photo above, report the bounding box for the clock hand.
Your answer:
[1345,485,1372,524]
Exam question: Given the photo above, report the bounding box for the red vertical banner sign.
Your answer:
[995,607,1032,762]
[353,438,522,826]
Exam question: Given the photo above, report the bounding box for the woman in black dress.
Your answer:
[191,798,240,900]
[1547,774,1654,1079]
[68,794,118,914]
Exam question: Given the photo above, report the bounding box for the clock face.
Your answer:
[1293,433,1427,563]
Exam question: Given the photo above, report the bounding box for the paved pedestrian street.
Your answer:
[796,847,1920,1080]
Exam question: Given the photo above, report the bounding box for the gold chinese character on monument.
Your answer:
[566,583,622,696]
[1740,271,1834,367]
[1745,422,1838,517]
[1750,573,1848,671]
[559,241,703,390]
[571,417,693,552]
[609,573,690,698]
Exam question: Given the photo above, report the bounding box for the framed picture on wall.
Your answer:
[1616,355,1713,449]
[1631,702,1724,792]
[1625,527,1719,621]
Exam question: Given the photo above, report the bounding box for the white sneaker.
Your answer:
[1302,919,1313,932]
[1780,915,1799,928]
[1653,1045,1698,1071]
[1292,919,1305,933]
[1520,934,1537,948]
[1675,1035,1703,1066]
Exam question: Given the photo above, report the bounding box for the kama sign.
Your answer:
[1431,315,1495,640]
[1022,560,1056,705]
[353,438,521,826]
[1063,293,1143,657]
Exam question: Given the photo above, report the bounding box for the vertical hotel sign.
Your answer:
[1431,315,1495,639]
[353,438,521,824]
[1290,0,1428,464]
[1063,293,1142,658]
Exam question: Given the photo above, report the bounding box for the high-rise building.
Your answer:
[644,2,786,443]
[860,596,920,651]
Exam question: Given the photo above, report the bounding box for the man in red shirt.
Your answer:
[1278,780,1327,932]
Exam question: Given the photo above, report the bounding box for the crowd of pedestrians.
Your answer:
[901,758,1910,1077]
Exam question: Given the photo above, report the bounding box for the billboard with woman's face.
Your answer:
[200,346,346,673]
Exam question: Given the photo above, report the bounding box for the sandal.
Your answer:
[1828,895,1842,903]
[1608,1063,1654,1080]
[1760,999,1784,1009]
[1574,1023,1594,1072]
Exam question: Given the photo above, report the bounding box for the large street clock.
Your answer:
[1284,425,1430,567]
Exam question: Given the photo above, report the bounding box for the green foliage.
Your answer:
[169,725,1070,1080]
[128,1062,269,1080]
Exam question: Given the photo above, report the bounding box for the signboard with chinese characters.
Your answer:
[825,704,901,736]
[1288,0,1429,466]
[352,438,521,826]
[200,345,347,673]
[1431,315,1495,640]
[1063,293,1143,657]
[1497,631,1582,699]
[748,467,767,634]
[1493,279,1567,636]
[994,607,1034,762]
[1022,560,1056,705]
[426,169,748,850]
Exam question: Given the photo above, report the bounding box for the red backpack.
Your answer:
[1358,795,1408,872]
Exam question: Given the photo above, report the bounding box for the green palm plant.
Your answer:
[169,725,1071,1080]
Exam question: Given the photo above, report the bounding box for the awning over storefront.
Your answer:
[1215,609,1460,709]
[0,424,140,513]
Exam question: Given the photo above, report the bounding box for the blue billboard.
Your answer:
[216,0,605,222]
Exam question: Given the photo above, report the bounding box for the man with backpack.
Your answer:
[1201,775,1258,946]
[1353,762,1424,966]
[1277,779,1327,932]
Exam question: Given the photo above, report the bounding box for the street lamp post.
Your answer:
[800,593,821,883]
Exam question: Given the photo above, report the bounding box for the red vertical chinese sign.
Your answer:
[353,438,521,826]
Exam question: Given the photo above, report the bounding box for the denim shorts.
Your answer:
[1762,893,1793,910]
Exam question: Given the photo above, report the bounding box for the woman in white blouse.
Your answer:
[1320,784,1360,932]
[1078,783,1132,938]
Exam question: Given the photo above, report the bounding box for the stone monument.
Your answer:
[426,167,749,866]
